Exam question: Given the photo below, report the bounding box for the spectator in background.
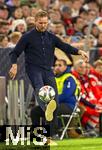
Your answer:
[91,32,102,62]
[21,3,31,18]
[6,0,21,16]
[60,5,72,24]
[60,5,74,36]
[89,32,102,63]
[72,59,102,135]
[0,4,9,20]
[96,32,102,47]
[82,24,89,36]
[93,59,102,75]
[82,24,98,46]
[25,16,35,31]
[0,34,9,48]
[30,7,40,17]
[71,0,83,17]
[0,20,10,35]
[91,24,99,39]
[48,21,66,36]
[93,59,102,91]
[12,7,23,19]
[35,0,51,10]
[87,9,98,23]
[11,19,27,34]
[8,31,22,47]
[79,7,88,22]
[73,16,85,37]
[83,0,99,12]
[48,9,61,23]
[58,0,73,9]
[85,62,102,102]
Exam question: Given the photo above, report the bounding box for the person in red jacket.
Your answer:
[85,63,102,104]
[93,59,102,91]
[72,59,102,133]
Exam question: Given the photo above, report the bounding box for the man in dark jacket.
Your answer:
[9,10,88,137]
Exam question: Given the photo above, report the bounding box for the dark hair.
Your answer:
[82,25,88,34]
[35,10,48,21]
[79,7,88,15]
[72,16,82,24]
[56,59,67,66]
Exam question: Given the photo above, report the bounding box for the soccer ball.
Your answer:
[39,85,55,103]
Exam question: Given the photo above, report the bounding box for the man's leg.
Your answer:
[30,106,45,126]
[27,67,58,122]
[26,66,58,137]
[43,70,58,136]
[26,66,46,111]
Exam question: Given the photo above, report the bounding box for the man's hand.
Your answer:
[78,50,89,62]
[9,64,17,79]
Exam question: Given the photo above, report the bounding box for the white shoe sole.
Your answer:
[45,100,56,122]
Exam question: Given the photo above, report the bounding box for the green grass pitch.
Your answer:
[0,138,102,150]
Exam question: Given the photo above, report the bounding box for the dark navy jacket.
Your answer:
[10,28,79,70]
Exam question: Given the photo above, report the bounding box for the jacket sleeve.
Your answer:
[58,77,76,102]
[80,98,96,109]
[54,35,79,55]
[9,34,28,64]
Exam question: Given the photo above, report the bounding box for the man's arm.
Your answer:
[54,35,89,62]
[9,34,27,64]
[9,34,28,79]
[78,50,89,62]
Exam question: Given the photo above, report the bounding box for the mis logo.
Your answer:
[0,125,49,146]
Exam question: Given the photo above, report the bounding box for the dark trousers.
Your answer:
[31,106,45,126]
[57,103,73,116]
[57,103,73,129]
[30,103,73,134]
[26,65,58,136]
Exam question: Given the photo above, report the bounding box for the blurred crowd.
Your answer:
[0,0,102,51]
[0,0,102,137]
